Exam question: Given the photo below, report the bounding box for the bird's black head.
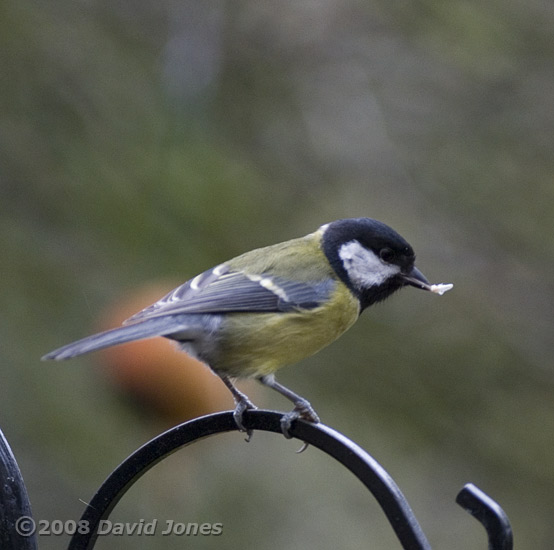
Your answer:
[321,217,431,310]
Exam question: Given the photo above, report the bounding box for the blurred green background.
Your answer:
[2,0,554,548]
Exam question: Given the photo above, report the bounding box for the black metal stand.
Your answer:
[0,411,514,549]
[0,429,38,550]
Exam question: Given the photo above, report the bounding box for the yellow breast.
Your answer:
[212,283,359,378]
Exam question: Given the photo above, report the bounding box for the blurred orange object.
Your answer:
[97,281,257,424]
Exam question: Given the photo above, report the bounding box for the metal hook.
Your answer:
[67,410,433,550]
[456,483,513,550]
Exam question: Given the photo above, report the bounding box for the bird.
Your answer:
[43,217,452,438]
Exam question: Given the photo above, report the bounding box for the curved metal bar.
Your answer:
[0,428,38,550]
[456,483,513,550]
[68,410,431,550]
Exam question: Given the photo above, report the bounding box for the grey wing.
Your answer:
[124,264,336,323]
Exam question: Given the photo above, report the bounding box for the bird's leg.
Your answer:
[219,374,257,441]
[258,374,320,439]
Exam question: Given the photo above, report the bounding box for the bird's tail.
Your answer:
[42,316,186,361]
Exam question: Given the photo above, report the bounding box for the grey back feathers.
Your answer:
[126,265,336,322]
[43,263,337,361]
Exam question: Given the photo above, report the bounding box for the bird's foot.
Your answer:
[233,394,258,442]
[280,399,320,440]
[256,375,319,451]
[219,374,258,441]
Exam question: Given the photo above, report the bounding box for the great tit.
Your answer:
[43,217,452,437]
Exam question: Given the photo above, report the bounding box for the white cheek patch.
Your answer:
[339,241,400,289]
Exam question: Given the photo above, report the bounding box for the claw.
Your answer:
[257,374,320,443]
[219,374,257,440]
[280,400,320,439]
[232,396,257,441]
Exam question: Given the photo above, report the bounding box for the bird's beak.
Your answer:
[402,266,433,291]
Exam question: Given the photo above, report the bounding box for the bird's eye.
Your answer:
[379,248,394,263]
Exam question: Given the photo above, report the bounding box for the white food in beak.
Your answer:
[429,283,454,295]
